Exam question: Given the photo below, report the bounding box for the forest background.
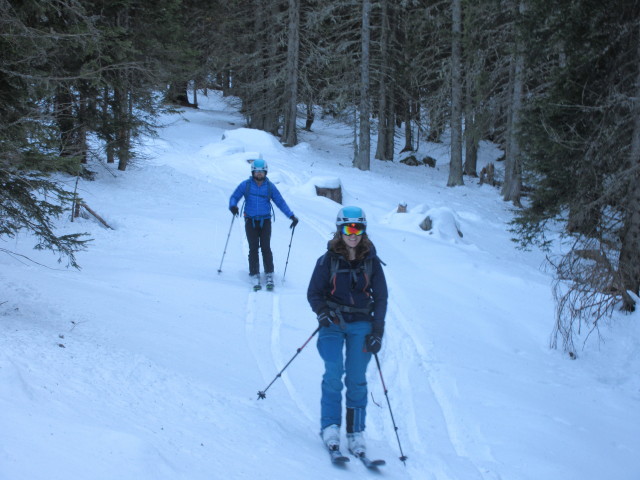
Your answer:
[1,0,640,346]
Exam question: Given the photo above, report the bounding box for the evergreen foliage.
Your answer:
[513,0,640,347]
[1,0,638,345]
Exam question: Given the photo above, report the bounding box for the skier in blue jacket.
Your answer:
[307,206,388,457]
[229,159,298,290]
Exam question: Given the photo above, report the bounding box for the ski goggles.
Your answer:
[341,223,366,236]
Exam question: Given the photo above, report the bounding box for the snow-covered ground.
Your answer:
[2,92,639,480]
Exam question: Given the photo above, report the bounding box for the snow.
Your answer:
[2,91,639,480]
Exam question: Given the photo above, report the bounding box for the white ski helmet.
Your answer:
[335,206,367,228]
[251,159,268,173]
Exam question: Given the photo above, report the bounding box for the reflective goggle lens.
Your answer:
[341,223,365,236]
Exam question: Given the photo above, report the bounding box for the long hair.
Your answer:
[329,231,372,261]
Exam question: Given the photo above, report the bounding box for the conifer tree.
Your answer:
[513,0,640,350]
[0,0,93,266]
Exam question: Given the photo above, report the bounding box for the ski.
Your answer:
[353,452,385,468]
[253,283,262,291]
[265,283,274,291]
[328,447,350,465]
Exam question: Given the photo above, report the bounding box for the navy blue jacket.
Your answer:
[307,244,387,336]
[229,177,294,220]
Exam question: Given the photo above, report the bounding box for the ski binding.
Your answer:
[328,446,350,464]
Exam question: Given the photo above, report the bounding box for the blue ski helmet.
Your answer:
[336,206,367,228]
[251,159,268,173]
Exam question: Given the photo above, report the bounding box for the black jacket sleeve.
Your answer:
[369,256,388,337]
[307,254,331,315]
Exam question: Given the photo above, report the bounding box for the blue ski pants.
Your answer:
[317,320,372,432]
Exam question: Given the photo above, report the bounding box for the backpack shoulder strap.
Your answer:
[266,178,275,220]
[318,252,339,281]
[240,178,251,215]
[243,178,275,220]
[364,257,373,279]
[330,256,340,283]
[266,178,273,200]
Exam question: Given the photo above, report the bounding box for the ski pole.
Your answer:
[281,224,296,283]
[374,353,408,464]
[217,214,236,273]
[257,326,320,400]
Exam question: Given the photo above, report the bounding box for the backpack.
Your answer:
[319,252,377,317]
[319,251,376,293]
[244,176,273,200]
[241,177,275,220]
[328,253,372,287]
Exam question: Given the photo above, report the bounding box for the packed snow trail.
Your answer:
[3,92,639,480]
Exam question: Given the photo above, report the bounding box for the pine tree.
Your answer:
[0,0,92,266]
[513,0,640,350]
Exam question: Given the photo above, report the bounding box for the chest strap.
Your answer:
[326,300,372,315]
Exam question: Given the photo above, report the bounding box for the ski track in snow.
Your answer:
[269,292,315,423]
[270,195,487,478]
[153,108,492,478]
[235,164,491,477]
[7,95,638,479]
[245,283,314,423]
[374,232,490,479]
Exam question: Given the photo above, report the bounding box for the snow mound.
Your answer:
[197,139,245,158]
[382,204,465,243]
[423,206,464,242]
[221,128,287,158]
[290,176,342,198]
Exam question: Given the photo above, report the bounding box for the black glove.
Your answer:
[317,308,336,328]
[365,334,382,354]
[290,215,299,229]
[230,205,239,216]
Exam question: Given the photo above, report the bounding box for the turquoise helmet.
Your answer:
[336,206,367,228]
[251,159,268,173]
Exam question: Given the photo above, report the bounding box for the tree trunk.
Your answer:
[114,84,130,172]
[428,102,446,142]
[103,87,115,164]
[245,0,279,135]
[399,100,413,153]
[221,70,232,96]
[304,102,315,131]
[167,82,192,106]
[264,0,280,136]
[281,0,300,147]
[463,54,479,176]
[448,0,464,186]
[464,127,478,176]
[352,107,359,164]
[385,89,395,158]
[304,102,316,132]
[620,178,640,312]
[354,0,372,171]
[618,26,640,312]
[375,0,395,161]
[501,0,524,205]
[77,85,89,164]
[55,86,75,158]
